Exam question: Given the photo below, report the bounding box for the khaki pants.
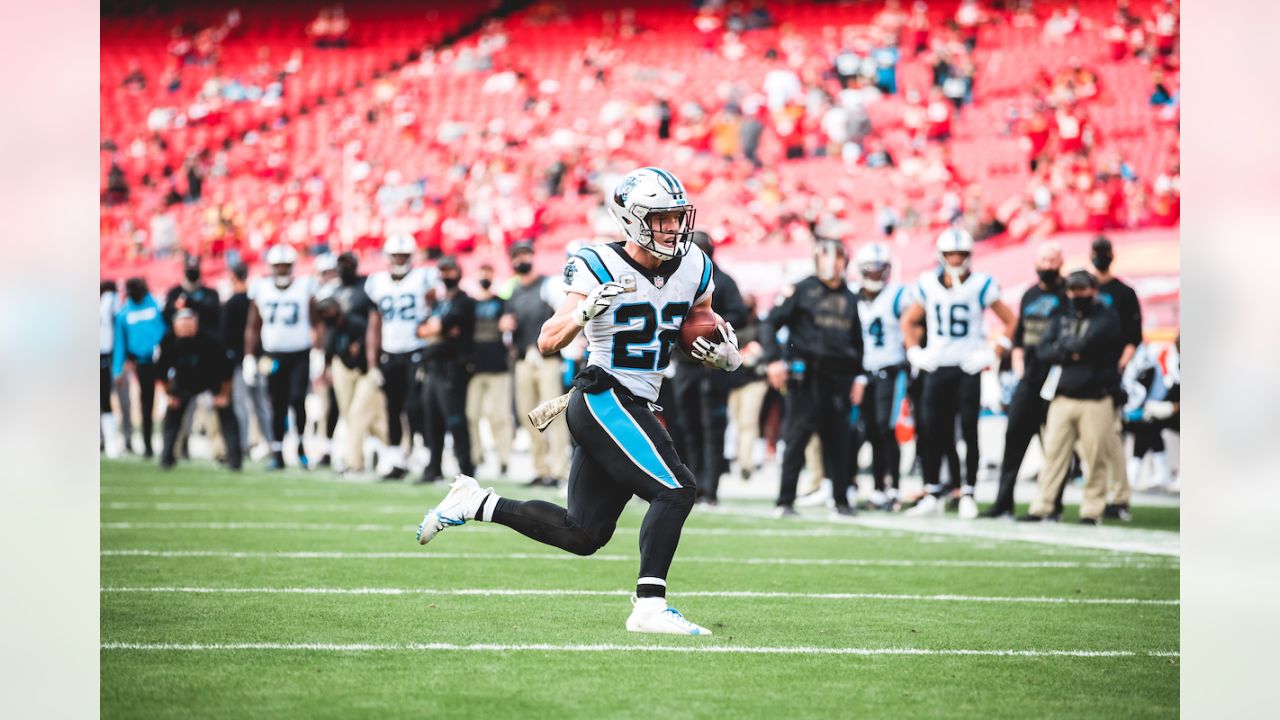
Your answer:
[1030,396,1113,520]
[331,360,387,471]
[514,352,569,480]
[1103,407,1130,505]
[467,370,514,467]
[727,380,768,473]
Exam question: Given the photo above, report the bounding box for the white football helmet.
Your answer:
[607,167,696,260]
[383,234,416,278]
[265,244,299,287]
[935,227,974,280]
[855,242,893,292]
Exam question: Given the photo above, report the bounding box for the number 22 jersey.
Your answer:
[563,242,715,401]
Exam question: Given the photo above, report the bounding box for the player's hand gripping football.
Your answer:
[573,281,626,327]
[691,322,742,372]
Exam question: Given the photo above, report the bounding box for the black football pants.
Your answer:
[778,370,854,508]
[492,387,696,594]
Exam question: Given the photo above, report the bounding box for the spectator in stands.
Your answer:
[955,0,986,52]
[113,277,167,458]
[122,62,146,91]
[1019,270,1123,524]
[103,158,129,207]
[907,1,930,56]
[1150,71,1175,106]
[740,98,765,168]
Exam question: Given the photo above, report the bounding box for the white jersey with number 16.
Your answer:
[914,270,1001,368]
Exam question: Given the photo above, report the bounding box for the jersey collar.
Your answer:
[607,242,683,285]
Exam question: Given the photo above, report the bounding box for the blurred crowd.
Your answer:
[101,0,1180,274]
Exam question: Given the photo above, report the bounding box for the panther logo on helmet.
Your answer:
[606,167,696,260]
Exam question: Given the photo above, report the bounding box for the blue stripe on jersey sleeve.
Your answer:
[978,276,994,308]
[696,251,712,301]
[892,286,906,318]
[575,248,613,284]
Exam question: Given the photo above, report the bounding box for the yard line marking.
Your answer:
[99,522,884,539]
[99,641,1179,658]
[715,506,1182,558]
[100,549,1177,570]
[100,586,1180,606]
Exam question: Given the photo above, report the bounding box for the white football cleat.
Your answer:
[905,493,943,517]
[958,494,979,520]
[416,474,491,546]
[626,596,712,636]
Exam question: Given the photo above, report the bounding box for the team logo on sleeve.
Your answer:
[563,260,577,285]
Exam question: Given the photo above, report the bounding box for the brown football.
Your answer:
[679,307,723,354]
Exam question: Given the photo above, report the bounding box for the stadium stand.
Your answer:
[101,0,1178,296]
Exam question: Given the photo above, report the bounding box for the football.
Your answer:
[679,307,723,354]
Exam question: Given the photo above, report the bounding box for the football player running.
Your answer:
[902,228,1017,519]
[414,167,740,635]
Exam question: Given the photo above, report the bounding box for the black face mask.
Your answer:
[441,277,460,290]
[513,261,533,275]
[1091,254,1113,273]
[478,278,492,290]
[184,268,201,284]
[1071,296,1094,313]
[339,267,358,285]
[1037,269,1060,287]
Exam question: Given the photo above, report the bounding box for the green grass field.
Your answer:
[101,459,1179,718]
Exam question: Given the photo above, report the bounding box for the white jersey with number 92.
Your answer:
[366,269,432,354]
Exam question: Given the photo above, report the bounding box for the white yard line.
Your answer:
[99,641,1178,658]
[100,586,1179,606]
[714,506,1182,558]
[99,521,883,539]
[100,549,1177,569]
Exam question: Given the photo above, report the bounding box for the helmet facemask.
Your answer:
[860,262,890,292]
[389,254,413,279]
[939,251,971,284]
[272,263,294,289]
[630,204,696,260]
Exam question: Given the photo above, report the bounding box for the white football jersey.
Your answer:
[855,282,910,372]
[365,268,433,354]
[563,242,715,401]
[914,270,1001,368]
[251,276,316,353]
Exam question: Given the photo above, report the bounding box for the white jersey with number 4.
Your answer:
[855,282,910,372]
[563,242,715,401]
[914,270,1001,368]
[251,276,315,353]
[365,268,432,354]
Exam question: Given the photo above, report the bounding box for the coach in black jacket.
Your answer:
[1021,270,1122,524]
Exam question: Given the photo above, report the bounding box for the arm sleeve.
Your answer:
[978,274,1002,308]
[1080,310,1123,359]
[1036,316,1067,364]
[1123,287,1144,346]
[758,287,798,363]
[112,311,127,377]
[1012,302,1027,349]
[849,292,865,374]
[694,251,716,307]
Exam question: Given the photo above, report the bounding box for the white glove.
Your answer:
[574,281,626,326]
[242,355,259,385]
[960,347,997,375]
[691,323,742,372]
[367,366,384,387]
[906,346,937,373]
